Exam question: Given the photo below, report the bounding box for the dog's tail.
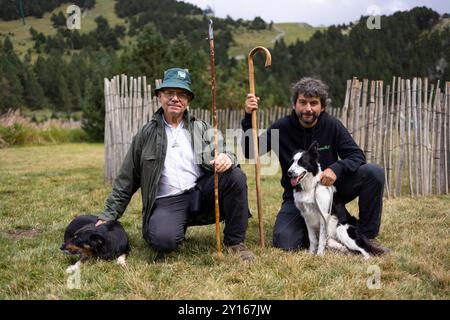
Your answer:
[336,225,370,260]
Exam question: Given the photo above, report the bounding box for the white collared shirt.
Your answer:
[156,120,202,199]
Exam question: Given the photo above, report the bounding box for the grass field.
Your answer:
[0,143,449,299]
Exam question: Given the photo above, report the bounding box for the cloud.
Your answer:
[180,0,449,26]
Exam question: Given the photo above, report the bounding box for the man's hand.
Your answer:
[245,94,260,114]
[320,168,337,186]
[210,153,232,173]
[95,219,107,227]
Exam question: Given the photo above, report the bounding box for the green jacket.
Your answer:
[98,107,238,230]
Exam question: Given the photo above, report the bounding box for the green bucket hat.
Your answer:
[154,68,194,100]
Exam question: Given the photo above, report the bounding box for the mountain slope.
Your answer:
[229,22,324,57]
[0,0,126,56]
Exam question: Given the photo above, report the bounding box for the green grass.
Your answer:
[229,23,324,57]
[0,143,449,299]
[0,0,126,57]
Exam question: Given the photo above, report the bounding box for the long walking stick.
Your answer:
[248,47,272,247]
[208,20,222,257]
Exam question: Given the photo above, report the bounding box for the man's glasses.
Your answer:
[163,90,190,101]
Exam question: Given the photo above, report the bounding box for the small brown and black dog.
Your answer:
[61,215,130,272]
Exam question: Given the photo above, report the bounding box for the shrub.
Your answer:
[0,123,89,148]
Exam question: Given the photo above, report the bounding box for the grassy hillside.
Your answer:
[0,0,126,57]
[277,23,326,44]
[229,23,324,58]
[0,2,324,60]
[0,143,449,299]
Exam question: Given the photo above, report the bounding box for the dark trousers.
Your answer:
[143,167,250,252]
[273,163,384,250]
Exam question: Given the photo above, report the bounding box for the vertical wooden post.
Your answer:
[417,78,424,195]
[137,77,142,133]
[360,79,369,151]
[376,81,384,166]
[396,79,405,197]
[435,88,442,194]
[423,79,430,194]
[388,77,396,197]
[341,80,352,126]
[406,79,414,196]
[353,79,361,143]
[444,82,449,194]
[372,81,379,163]
[366,81,375,162]
[411,78,420,196]
[142,77,148,124]
[429,83,437,194]
[383,84,391,198]
[104,78,110,183]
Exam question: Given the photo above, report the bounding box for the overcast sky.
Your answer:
[181,0,450,26]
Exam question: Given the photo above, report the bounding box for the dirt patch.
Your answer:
[3,228,42,239]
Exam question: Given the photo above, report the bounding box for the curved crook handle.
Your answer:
[248,46,272,95]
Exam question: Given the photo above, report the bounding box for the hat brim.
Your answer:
[154,81,194,100]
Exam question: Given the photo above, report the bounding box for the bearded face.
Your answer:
[293,95,324,128]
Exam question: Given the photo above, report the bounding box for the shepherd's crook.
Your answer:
[248,46,272,247]
[208,20,222,257]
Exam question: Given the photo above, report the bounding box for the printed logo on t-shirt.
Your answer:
[318,145,331,151]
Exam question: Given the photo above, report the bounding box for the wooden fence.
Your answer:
[104,75,156,183]
[104,74,449,198]
[340,77,449,198]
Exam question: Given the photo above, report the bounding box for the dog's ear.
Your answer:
[308,141,319,159]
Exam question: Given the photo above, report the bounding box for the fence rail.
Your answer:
[104,74,449,198]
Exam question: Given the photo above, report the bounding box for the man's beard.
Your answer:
[295,111,319,125]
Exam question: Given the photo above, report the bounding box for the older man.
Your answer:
[97,68,255,261]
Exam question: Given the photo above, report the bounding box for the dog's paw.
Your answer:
[116,254,127,266]
[362,253,371,260]
[66,263,80,274]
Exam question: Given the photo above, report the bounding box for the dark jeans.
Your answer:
[273,163,384,250]
[143,167,250,252]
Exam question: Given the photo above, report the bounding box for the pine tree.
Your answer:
[0,38,24,110]
[21,65,47,110]
[51,12,67,28]
[82,79,104,141]
[120,24,169,79]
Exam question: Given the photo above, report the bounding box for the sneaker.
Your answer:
[360,236,391,256]
[227,242,256,262]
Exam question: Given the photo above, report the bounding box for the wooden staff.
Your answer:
[248,46,272,247]
[208,20,222,257]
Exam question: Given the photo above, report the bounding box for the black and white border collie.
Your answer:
[288,141,372,259]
